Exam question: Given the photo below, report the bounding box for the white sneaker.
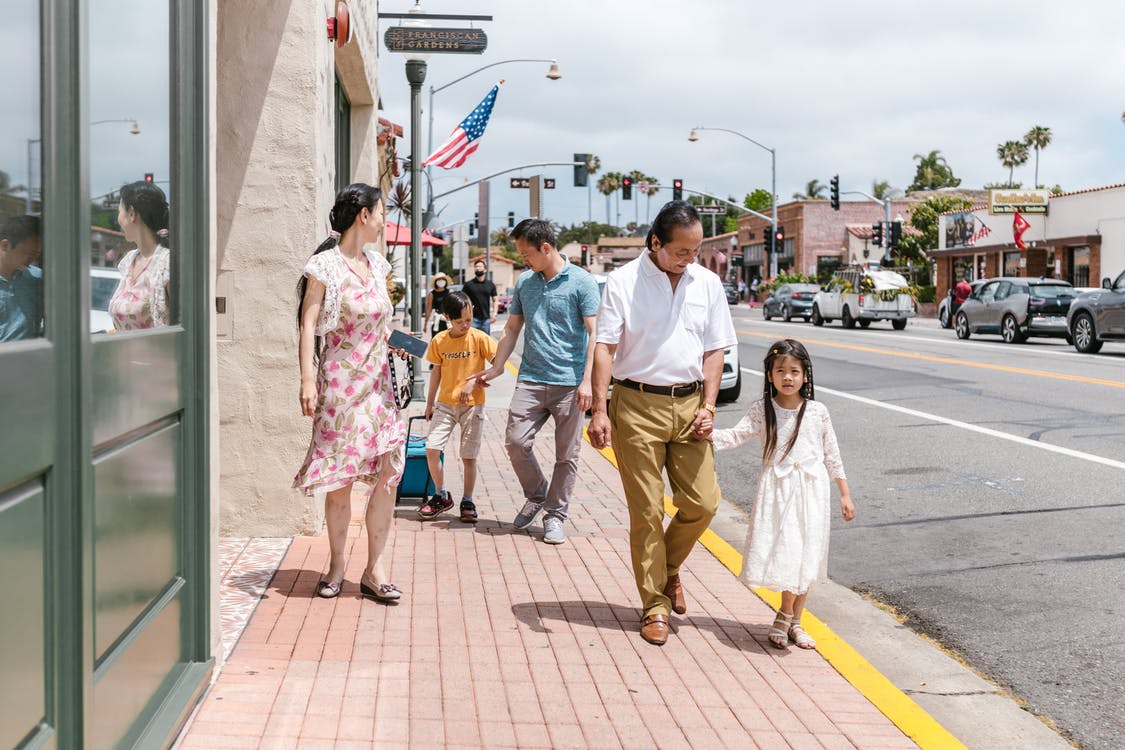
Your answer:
[543,515,566,545]
[512,500,543,530]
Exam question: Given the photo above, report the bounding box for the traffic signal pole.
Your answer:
[843,188,894,264]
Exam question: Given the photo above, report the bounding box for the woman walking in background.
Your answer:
[293,183,407,603]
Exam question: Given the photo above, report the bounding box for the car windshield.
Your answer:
[1030,284,1075,298]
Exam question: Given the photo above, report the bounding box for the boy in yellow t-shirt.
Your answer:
[420,291,498,522]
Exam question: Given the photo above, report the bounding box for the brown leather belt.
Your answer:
[614,378,701,397]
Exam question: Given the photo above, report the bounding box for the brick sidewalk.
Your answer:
[177,406,918,749]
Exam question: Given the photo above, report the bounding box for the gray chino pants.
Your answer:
[504,382,584,520]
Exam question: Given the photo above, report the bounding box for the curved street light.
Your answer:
[689,126,778,276]
[26,118,140,213]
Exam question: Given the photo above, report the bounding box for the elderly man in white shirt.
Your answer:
[589,201,737,646]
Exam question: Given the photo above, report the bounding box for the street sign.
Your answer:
[510,177,555,189]
[384,27,488,55]
[695,204,725,215]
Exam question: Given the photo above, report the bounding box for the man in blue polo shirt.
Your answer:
[466,218,600,544]
[0,215,43,342]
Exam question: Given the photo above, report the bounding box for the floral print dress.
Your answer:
[293,248,406,495]
[108,246,171,330]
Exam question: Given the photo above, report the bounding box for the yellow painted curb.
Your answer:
[585,431,966,750]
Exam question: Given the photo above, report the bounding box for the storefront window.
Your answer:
[89,0,173,334]
[0,0,43,344]
[1003,251,1021,277]
[1070,246,1090,287]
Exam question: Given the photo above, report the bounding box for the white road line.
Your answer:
[741,367,1125,471]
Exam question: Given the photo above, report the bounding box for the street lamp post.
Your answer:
[689,126,778,277]
[402,5,430,402]
[25,118,140,214]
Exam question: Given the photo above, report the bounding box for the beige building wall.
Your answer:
[214,0,384,536]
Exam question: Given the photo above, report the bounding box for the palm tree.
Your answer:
[792,178,827,200]
[1023,126,1052,188]
[596,171,622,226]
[909,149,961,191]
[872,179,900,201]
[996,140,1030,187]
[385,179,412,266]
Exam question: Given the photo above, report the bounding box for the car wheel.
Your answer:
[858,320,871,328]
[783,305,792,322]
[891,318,907,330]
[718,369,742,403]
[811,306,824,327]
[955,312,971,339]
[939,306,951,329]
[1001,314,1026,344]
[842,307,856,329]
[1071,312,1104,353]
[763,304,772,320]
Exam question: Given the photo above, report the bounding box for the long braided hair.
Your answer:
[295,183,383,358]
[761,338,815,465]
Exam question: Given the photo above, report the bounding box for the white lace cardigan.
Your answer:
[303,247,392,336]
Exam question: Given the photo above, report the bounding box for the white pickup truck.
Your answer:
[811,267,915,330]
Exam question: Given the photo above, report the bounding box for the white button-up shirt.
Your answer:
[596,251,737,385]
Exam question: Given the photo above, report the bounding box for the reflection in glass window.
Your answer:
[0,0,43,343]
[90,0,172,332]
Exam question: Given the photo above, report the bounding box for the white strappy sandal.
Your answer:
[788,620,816,649]
[768,611,793,649]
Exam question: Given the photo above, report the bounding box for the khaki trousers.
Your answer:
[610,385,720,618]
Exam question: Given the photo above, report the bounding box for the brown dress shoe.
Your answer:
[640,614,670,646]
[663,574,686,615]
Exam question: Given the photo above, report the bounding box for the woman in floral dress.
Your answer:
[108,181,171,330]
[293,183,407,601]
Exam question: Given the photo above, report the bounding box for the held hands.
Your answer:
[690,408,714,440]
[839,494,856,522]
[299,378,318,417]
[463,367,498,394]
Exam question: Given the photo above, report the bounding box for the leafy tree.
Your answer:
[490,227,514,254]
[743,189,772,212]
[555,221,621,247]
[996,140,1029,187]
[585,154,601,178]
[872,179,900,201]
[896,194,975,261]
[1023,126,1051,188]
[908,150,961,191]
[792,179,827,200]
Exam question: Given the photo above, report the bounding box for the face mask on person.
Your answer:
[474,269,485,278]
[435,281,446,289]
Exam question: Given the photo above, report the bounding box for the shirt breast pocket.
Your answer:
[683,301,708,334]
[546,293,573,321]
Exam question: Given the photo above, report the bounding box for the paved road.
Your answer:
[713,307,1125,750]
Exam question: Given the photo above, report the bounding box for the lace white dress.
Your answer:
[712,398,846,594]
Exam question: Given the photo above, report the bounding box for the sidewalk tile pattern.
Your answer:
[180,409,917,748]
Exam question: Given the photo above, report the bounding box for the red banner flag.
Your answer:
[1012,211,1030,250]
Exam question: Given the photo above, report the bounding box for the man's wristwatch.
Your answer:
[700,403,716,415]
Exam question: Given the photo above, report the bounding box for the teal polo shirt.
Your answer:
[509,258,600,385]
[0,265,42,342]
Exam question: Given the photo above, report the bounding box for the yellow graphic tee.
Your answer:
[425,328,498,406]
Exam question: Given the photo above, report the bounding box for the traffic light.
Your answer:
[763,225,774,256]
[775,225,785,246]
[573,153,589,187]
[472,212,479,234]
[144,172,154,183]
[580,244,589,266]
[508,211,515,229]
[621,176,633,200]
[830,174,840,210]
[871,221,883,248]
[672,178,683,202]
[890,220,902,248]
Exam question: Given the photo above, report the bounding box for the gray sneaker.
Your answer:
[543,515,566,545]
[512,500,544,530]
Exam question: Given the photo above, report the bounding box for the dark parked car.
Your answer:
[954,277,1077,343]
[1067,270,1125,353]
[939,279,986,328]
[763,283,821,322]
[723,283,739,305]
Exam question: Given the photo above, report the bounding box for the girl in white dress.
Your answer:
[713,339,855,649]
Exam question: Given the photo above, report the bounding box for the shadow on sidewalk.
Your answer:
[512,600,776,655]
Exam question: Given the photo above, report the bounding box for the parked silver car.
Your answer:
[1067,270,1125,353]
[954,277,1077,343]
[938,279,986,328]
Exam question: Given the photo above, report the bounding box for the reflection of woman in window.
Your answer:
[108,181,170,330]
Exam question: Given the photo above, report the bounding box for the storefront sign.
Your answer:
[384,27,488,54]
[989,188,1049,215]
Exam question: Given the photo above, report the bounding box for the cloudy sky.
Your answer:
[376,0,1125,231]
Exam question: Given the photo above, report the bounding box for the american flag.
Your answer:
[423,83,501,170]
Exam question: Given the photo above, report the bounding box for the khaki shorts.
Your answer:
[428,402,486,459]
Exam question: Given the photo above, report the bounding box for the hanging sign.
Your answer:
[384,27,488,54]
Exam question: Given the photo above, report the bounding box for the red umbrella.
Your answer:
[384,221,448,246]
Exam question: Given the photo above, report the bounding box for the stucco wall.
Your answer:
[215,0,381,536]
